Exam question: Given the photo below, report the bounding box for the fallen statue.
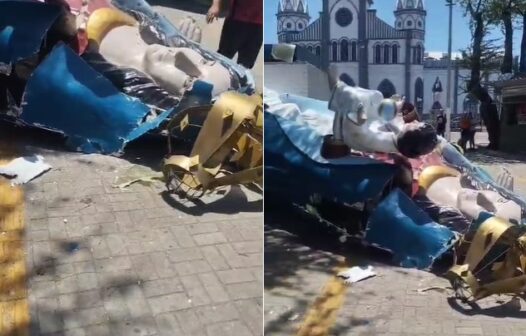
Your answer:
[0,0,262,196]
[265,43,526,302]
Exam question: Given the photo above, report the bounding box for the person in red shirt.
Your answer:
[207,0,262,69]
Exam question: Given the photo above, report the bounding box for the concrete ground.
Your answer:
[264,131,526,336]
[0,3,263,336]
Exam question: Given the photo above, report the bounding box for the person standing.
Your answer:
[476,88,500,150]
[207,0,263,69]
[459,113,472,151]
[436,112,446,137]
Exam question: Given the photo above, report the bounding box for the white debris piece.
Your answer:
[0,155,51,185]
[337,266,376,285]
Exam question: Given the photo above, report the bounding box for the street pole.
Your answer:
[446,0,454,141]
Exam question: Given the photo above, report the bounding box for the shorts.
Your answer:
[217,18,263,69]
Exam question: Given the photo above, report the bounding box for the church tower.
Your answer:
[394,0,426,33]
[394,0,426,111]
[277,0,310,42]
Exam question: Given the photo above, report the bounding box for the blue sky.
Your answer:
[264,0,522,56]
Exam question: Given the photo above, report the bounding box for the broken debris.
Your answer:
[0,155,51,185]
[337,266,376,285]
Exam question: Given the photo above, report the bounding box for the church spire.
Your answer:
[282,0,294,11]
[296,0,305,13]
[397,0,404,10]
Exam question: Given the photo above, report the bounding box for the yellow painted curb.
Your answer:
[0,150,29,336]
[296,258,348,336]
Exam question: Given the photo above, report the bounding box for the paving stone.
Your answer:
[226,282,262,300]
[195,302,240,325]
[206,320,253,336]
[193,232,228,246]
[148,292,192,314]
[141,278,184,298]
[130,254,159,281]
[235,299,263,336]
[166,247,203,263]
[217,269,255,284]
[155,312,184,335]
[200,245,230,271]
[173,259,212,276]
[175,309,206,336]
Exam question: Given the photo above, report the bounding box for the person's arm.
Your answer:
[207,0,222,23]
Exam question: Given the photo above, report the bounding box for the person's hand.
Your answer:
[206,3,221,23]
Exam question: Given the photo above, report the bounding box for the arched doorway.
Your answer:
[377,79,396,98]
[339,73,356,87]
[414,77,424,113]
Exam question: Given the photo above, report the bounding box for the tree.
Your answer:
[457,0,501,149]
[457,0,492,95]
[458,38,503,92]
[513,1,526,72]
[487,0,514,74]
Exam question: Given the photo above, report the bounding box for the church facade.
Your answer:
[271,0,494,115]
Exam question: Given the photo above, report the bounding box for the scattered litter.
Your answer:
[63,219,68,223]
[288,313,300,321]
[0,155,51,185]
[113,165,163,189]
[337,266,376,285]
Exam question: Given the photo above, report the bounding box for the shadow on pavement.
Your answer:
[264,203,392,335]
[161,185,262,215]
[447,296,526,319]
[465,148,526,165]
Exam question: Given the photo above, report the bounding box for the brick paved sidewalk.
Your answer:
[13,138,262,335]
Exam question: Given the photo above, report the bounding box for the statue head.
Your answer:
[86,8,233,97]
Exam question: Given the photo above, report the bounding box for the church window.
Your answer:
[407,20,413,27]
[332,41,338,61]
[286,22,292,29]
[383,45,390,64]
[375,44,381,64]
[308,45,313,53]
[341,40,349,62]
[392,44,398,63]
[298,22,304,30]
[397,21,402,28]
[351,41,357,61]
[417,20,423,28]
[415,45,422,64]
[335,8,353,27]
[316,46,321,56]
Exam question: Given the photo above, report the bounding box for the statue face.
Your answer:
[143,44,232,96]
[97,23,232,97]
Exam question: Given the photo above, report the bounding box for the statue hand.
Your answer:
[328,81,367,126]
[178,17,202,43]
